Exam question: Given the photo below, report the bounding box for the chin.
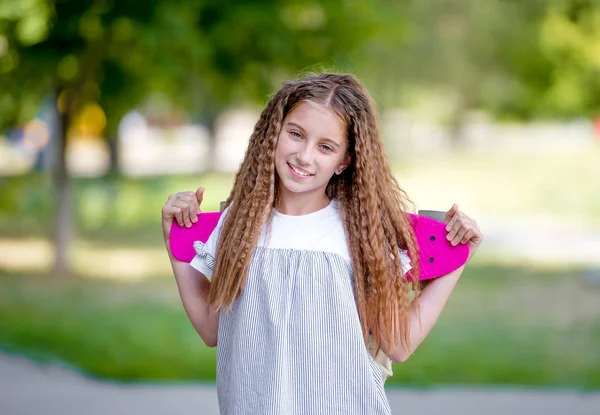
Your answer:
[280,180,311,194]
[279,177,319,194]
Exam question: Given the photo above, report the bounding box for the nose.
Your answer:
[296,144,314,166]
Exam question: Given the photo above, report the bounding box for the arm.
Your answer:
[162,187,219,347]
[386,204,482,362]
[166,245,219,347]
[386,265,463,362]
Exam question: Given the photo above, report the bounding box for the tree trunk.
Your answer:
[448,103,468,149]
[204,113,219,172]
[51,101,72,277]
[107,133,119,175]
[448,80,478,150]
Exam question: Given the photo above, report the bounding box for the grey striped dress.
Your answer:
[190,200,411,414]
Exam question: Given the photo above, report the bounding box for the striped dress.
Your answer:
[190,200,411,414]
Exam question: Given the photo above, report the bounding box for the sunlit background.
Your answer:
[1,0,599,414]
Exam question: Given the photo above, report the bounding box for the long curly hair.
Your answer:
[209,73,421,354]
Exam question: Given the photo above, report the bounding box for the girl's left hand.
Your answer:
[444,204,483,262]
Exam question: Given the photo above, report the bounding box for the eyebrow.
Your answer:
[286,122,342,148]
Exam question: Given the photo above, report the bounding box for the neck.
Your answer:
[276,187,330,216]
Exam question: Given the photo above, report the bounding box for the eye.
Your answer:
[320,145,334,152]
[289,131,302,139]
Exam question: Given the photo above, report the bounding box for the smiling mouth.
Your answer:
[287,162,314,177]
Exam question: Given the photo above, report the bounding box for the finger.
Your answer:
[161,204,174,226]
[196,187,205,207]
[190,208,198,223]
[181,202,194,228]
[179,193,200,222]
[451,226,469,246]
[171,201,193,227]
[444,204,459,225]
[461,229,476,244]
[172,206,184,227]
[446,211,461,235]
[175,191,195,203]
[470,228,484,245]
[171,191,200,223]
[177,194,199,223]
[446,219,461,241]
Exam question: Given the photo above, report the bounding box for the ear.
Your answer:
[335,154,352,175]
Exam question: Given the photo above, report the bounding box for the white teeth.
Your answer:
[289,163,312,176]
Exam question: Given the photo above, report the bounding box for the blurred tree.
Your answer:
[0,0,408,276]
[386,0,600,127]
[382,0,552,145]
[0,0,161,276]
[465,0,600,121]
[534,0,600,118]
[149,0,392,155]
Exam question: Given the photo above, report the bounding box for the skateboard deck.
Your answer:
[170,211,469,281]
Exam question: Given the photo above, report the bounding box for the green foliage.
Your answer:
[2,0,598,142]
[536,0,600,117]
[0,0,411,135]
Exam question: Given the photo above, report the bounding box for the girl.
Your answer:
[161,73,482,414]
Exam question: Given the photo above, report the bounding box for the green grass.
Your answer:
[1,263,598,388]
[0,273,217,382]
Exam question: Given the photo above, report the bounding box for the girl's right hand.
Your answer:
[162,187,204,243]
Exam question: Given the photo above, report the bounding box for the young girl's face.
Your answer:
[274,101,350,199]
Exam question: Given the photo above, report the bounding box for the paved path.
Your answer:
[2,352,599,415]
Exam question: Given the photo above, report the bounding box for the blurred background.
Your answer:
[1,0,599,413]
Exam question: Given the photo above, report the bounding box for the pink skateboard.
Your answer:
[170,211,469,281]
